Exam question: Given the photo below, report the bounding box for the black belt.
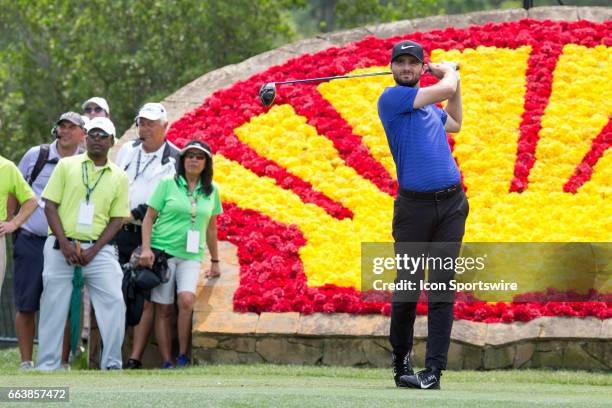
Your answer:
[18,229,47,239]
[51,235,97,245]
[122,223,142,233]
[398,184,461,201]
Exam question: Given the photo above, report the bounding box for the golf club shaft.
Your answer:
[275,71,391,85]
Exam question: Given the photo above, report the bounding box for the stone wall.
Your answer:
[192,335,611,371]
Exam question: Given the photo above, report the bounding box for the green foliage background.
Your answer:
[0,0,608,162]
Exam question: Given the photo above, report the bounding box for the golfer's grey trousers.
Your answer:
[37,236,125,370]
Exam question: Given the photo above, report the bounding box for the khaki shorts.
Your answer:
[150,256,202,305]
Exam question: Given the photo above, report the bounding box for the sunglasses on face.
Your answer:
[184,152,207,160]
[84,106,105,114]
[87,130,111,139]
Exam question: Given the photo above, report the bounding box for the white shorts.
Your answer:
[150,257,202,305]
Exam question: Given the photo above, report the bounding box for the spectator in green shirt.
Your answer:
[0,155,37,302]
[140,139,222,368]
[36,117,129,371]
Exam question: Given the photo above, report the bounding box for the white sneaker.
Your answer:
[61,363,71,371]
[19,361,34,371]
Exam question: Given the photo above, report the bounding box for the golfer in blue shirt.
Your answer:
[378,40,468,390]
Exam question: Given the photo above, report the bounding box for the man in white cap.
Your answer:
[36,116,129,370]
[82,97,110,120]
[115,102,179,369]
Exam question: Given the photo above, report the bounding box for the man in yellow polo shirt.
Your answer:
[36,117,129,370]
[0,155,37,301]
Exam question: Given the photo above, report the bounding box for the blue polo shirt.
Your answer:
[378,85,460,192]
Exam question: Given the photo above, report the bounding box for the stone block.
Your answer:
[256,337,323,365]
[536,340,565,352]
[563,342,608,370]
[372,317,390,337]
[410,15,472,34]
[320,28,373,46]
[412,340,426,368]
[218,337,256,353]
[468,9,527,26]
[298,313,388,336]
[514,342,535,369]
[446,341,463,370]
[322,339,368,366]
[195,348,240,364]
[277,38,334,58]
[528,6,579,21]
[366,20,416,40]
[601,318,612,339]
[584,341,611,370]
[256,312,300,334]
[485,319,541,346]
[194,347,265,365]
[483,346,515,369]
[362,339,391,368]
[193,285,236,313]
[372,338,392,352]
[577,7,612,23]
[538,317,603,339]
[194,311,259,334]
[451,319,487,346]
[159,101,202,124]
[462,345,483,370]
[532,341,564,368]
[192,336,219,349]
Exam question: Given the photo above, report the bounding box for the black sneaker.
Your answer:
[392,353,414,387]
[399,367,442,389]
[123,358,142,369]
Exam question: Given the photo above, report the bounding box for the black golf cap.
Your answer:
[391,40,424,63]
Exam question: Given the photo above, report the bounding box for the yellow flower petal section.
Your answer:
[464,191,610,242]
[430,46,531,197]
[529,44,612,193]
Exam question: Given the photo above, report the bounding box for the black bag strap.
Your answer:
[29,144,57,185]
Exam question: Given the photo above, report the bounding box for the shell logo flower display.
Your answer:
[167,20,612,322]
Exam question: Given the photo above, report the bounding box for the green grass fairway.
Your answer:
[0,347,610,407]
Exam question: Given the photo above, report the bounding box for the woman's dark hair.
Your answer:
[176,139,214,196]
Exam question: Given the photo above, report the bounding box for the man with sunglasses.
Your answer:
[37,117,129,371]
[115,102,179,369]
[82,97,110,119]
[9,112,85,370]
[82,97,115,147]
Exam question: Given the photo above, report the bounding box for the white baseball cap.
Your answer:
[82,97,110,115]
[85,117,116,137]
[136,103,168,122]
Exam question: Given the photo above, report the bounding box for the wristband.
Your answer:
[211,259,220,263]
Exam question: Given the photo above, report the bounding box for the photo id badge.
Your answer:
[186,230,200,253]
[76,200,95,233]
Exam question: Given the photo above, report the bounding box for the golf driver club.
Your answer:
[258,63,459,107]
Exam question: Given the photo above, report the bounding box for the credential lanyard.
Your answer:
[82,162,107,204]
[134,149,156,181]
[188,189,200,229]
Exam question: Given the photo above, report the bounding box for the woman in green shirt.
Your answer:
[140,139,222,368]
